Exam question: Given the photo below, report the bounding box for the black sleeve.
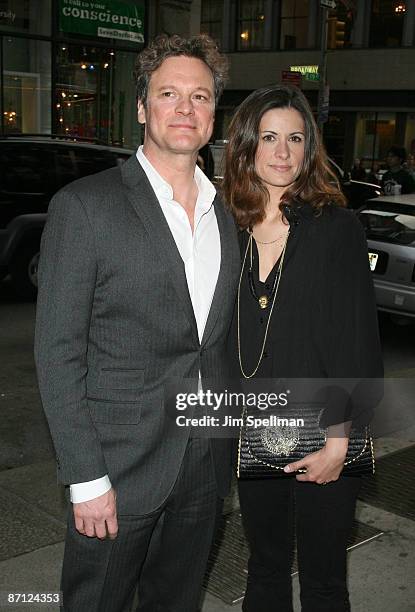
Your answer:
[320,209,384,428]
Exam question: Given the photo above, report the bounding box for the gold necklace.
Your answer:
[252,231,289,245]
[237,230,290,379]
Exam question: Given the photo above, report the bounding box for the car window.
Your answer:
[55,148,77,189]
[0,144,55,194]
[72,148,120,178]
[358,203,415,246]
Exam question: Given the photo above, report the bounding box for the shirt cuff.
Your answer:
[70,475,112,503]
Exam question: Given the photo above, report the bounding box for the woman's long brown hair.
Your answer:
[222,85,346,229]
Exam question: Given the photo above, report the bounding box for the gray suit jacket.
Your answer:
[34,154,240,515]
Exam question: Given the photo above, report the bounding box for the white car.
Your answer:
[358,194,415,318]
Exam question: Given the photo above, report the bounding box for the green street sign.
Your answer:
[305,72,320,81]
[59,0,145,43]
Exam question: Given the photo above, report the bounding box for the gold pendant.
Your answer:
[258,295,268,309]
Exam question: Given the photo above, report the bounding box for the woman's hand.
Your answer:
[283,435,349,485]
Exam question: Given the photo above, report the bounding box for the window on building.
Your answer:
[355,112,397,165]
[327,4,355,49]
[201,0,223,44]
[237,0,266,51]
[2,37,51,134]
[280,0,309,50]
[369,0,405,47]
[55,45,139,148]
[0,0,51,35]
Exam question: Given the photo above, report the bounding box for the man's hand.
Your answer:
[283,437,349,485]
[73,488,118,539]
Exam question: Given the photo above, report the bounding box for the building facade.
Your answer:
[0,0,146,148]
[195,0,415,171]
[1,0,414,170]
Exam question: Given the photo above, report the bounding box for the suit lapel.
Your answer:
[201,194,232,347]
[121,155,199,345]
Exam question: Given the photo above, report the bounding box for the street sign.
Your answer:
[281,70,302,87]
[320,0,336,9]
[304,72,320,82]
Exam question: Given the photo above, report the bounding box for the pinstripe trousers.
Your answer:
[61,436,221,612]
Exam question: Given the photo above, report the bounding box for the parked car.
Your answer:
[357,194,415,319]
[0,136,133,299]
[329,158,382,209]
[209,141,381,208]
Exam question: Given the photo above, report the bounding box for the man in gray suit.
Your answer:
[35,34,239,612]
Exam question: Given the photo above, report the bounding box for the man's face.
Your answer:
[138,56,215,159]
[386,152,401,170]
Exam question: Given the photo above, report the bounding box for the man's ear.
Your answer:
[137,100,146,124]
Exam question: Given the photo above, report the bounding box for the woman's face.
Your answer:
[255,107,305,196]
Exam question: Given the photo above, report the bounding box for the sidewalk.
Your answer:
[1,430,414,612]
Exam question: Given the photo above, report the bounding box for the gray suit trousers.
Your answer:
[61,436,221,612]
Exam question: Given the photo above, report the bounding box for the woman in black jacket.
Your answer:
[222,85,383,612]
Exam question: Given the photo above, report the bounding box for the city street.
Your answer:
[1,279,415,472]
[1,279,415,612]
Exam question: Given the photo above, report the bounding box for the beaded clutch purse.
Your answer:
[237,404,375,478]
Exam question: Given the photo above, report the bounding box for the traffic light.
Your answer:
[328,17,346,48]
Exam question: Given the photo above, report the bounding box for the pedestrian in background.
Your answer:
[350,157,367,181]
[382,145,415,195]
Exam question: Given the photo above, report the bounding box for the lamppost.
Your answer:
[318,0,336,133]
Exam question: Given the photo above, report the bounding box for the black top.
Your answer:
[381,168,415,195]
[228,202,384,426]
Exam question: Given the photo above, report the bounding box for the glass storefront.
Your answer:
[323,112,347,169]
[0,0,144,148]
[355,112,397,163]
[2,37,51,133]
[55,45,139,147]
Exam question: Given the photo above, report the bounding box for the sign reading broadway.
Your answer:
[59,0,144,43]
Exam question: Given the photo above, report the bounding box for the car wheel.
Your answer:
[10,241,40,301]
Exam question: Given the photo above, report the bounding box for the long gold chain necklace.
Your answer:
[252,231,288,245]
[237,230,290,379]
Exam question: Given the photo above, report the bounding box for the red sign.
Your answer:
[281,70,302,87]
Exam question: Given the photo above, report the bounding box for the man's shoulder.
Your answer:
[53,154,144,211]
[61,164,123,200]
[47,155,144,225]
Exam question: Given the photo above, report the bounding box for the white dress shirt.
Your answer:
[70,147,221,503]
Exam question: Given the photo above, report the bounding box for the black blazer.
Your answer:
[230,203,384,426]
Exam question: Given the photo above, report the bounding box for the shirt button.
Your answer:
[263,351,268,358]
[260,317,264,324]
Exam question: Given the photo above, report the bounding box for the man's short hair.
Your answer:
[134,34,228,106]
[387,145,407,163]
